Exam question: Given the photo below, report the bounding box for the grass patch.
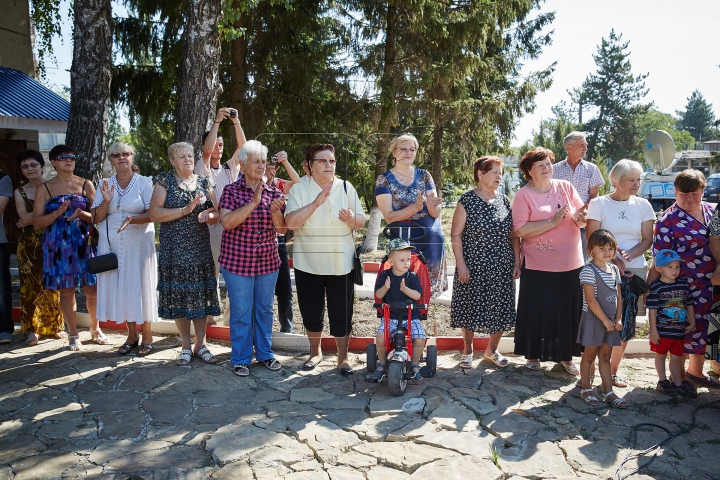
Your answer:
[487,443,501,467]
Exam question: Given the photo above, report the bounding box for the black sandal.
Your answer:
[118,340,138,355]
[137,344,153,356]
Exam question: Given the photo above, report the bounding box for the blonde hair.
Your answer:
[608,159,643,188]
[167,142,194,161]
[107,142,135,158]
[390,134,419,155]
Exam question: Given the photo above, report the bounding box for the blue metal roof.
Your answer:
[0,67,69,122]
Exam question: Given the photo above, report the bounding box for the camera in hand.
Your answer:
[270,155,279,166]
[229,109,236,118]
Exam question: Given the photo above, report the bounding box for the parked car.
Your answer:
[703,173,720,204]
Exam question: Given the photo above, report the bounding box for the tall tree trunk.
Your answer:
[230,13,247,121]
[432,109,443,194]
[363,1,400,253]
[65,0,112,182]
[174,0,223,154]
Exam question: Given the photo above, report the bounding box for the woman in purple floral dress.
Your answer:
[650,170,720,390]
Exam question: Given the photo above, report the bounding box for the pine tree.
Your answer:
[676,90,716,143]
[581,30,651,161]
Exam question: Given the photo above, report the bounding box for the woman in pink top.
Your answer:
[513,147,588,374]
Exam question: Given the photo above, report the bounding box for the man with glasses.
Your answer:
[553,131,605,261]
[0,166,12,343]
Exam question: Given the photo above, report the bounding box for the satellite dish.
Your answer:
[643,130,676,174]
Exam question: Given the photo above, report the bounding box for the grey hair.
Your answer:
[563,131,588,147]
[609,159,644,187]
[236,140,268,164]
[107,142,135,158]
[167,142,193,160]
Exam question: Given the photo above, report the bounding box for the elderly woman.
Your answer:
[585,159,655,387]
[450,156,520,369]
[285,143,366,376]
[652,169,720,390]
[376,134,447,298]
[219,140,287,376]
[33,144,105,350]
[14,150,64,345]
[149,142,221,366]
[513,146,588,374]
[92,142,158,356]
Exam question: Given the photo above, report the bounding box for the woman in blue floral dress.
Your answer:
[375,134,448,298]
[32,144,107,351]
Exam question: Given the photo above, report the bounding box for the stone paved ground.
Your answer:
[2,331,720,480]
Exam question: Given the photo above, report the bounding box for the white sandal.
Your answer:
[580,388,599,405]
[89,330,109,345]
[68,335,83,351]
[483,351,509,368]
[176,349,192,366]
[602,390,626,409]
[459,354,473,369]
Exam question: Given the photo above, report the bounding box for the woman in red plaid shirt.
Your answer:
[218,140,288,377]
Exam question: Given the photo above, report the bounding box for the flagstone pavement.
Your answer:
[2,331,719,480]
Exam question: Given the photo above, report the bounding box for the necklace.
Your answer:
[176,173,195,191]
[393,167,413,181]
[115,174,136,208]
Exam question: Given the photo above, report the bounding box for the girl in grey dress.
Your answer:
[577,229,625,408]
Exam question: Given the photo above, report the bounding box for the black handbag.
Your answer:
[87,210,118,274]
[343,181,364,286]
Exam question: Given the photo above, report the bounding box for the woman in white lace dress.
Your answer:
[92,142,158,356]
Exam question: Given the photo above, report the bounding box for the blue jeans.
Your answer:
[222,267,279,365]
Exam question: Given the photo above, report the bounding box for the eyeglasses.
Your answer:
[20,162,41,170]
[398,148,416,154]
[110,152,133,159]
[312,158,336,165]
[56,154,76,161]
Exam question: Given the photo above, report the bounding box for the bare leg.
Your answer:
[83,285,100,335]
[411,338,425,366]
[685,353,705,380]
[336,334,350,369]
[483,331,503,358]
[376,333,386,365]
[125,322,139,344]
[306,330,322,364]
[140,322,153,345]
[461,328,474,355]
[59,288,78,336]
[655,353,667,381]
[192,317,208,354]
[581,346,599,389]
[610,340,629,375]
[175,318,192,351]
[597,344,613,393]
[669,354,684,387]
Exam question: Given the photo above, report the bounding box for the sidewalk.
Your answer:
[1,332,718,479]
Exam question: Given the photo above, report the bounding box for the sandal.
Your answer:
[303,356,322,371]
[194,346,217,364]
[25,333,39,346]
[561,361,580,376]
[234,364,250,376]
[459,354,473,369]
[262,358,281,371]
[409,364,423,381]
[525,360,541,371]
[373,363,386,381]
[68,335,83,351]
[611,374,628,388]
[576,375,595,388]
[118,340,138,355]
[686,371,720,389]
[602,390,626,409]
[339,365,354,377]
[176,349,192,366]
[90,330,110,345]
[55,331,68,340]
[137,344,153,356]
[580,388,599,406]
[483,351,509,368]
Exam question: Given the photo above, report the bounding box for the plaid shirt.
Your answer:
[552,158,604,204]
[218,176,283,276]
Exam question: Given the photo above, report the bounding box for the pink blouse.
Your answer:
[513,179,584,272]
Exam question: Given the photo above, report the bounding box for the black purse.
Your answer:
[87,210,118,274]
[343,181,364,286]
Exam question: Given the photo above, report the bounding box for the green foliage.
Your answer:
[592,153,611,196]
[28,0,63,76]
[580,30,651,161]
[635,109,696,153]
[676,90,716,143]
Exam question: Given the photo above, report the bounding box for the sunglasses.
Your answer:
[110,152,133,159]
[20,162,42,170]
[56,154,76,161]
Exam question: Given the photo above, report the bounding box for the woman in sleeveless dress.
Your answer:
[32,144,107,351]
[14,150,63,346]
[92,142,158,356]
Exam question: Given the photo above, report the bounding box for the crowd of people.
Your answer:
[1,119,719,396]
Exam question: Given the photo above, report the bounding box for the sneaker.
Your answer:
[676,383,698,398]
[656,380,677,396]
[0,332,12,344]
[373,364,386,381]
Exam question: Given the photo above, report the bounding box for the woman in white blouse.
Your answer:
[586,159,655,387]
[92,142,158,356]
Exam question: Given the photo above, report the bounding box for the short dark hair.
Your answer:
[519,146,555,181]
[674,169,706,193]
[201,132,223,147]
[587,229,618,258]
[473,156,503,183]
[304,143,335,176]
[16,150,45,168]
[48,144,75,160]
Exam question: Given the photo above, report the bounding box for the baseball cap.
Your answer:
[655,249,683,267]
[386,238,414,254]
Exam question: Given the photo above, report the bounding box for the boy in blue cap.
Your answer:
[373,238,426,381]
[647,249,697,397]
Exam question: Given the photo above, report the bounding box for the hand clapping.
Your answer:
[338,208,354,224]
[100,179,115,204]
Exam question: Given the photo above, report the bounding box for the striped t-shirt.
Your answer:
[646,279,694,339]
[579,263,621,312]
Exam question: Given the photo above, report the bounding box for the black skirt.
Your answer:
[514,265,583,362]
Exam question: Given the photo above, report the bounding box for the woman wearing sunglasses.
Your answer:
[285,143,366,376]
[33,145,106,351]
